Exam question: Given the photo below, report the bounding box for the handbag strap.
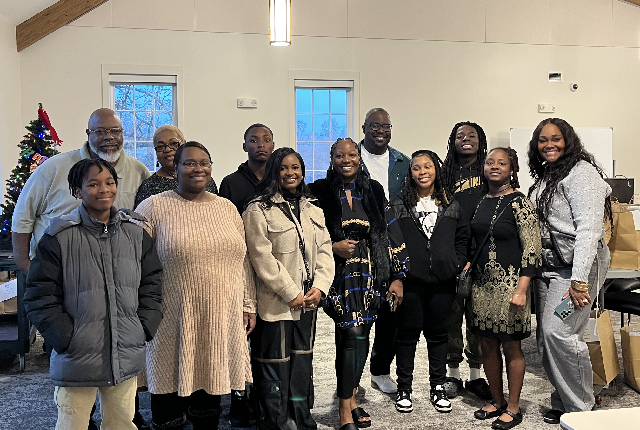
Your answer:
[468,194,517,268]
[276,204,312,286]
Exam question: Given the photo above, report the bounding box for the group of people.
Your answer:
[11,106,612,430]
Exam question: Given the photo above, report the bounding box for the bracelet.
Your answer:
[571,281,589,293]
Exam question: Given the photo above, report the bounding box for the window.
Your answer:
[292,75,358,184]
[103,66,182,172]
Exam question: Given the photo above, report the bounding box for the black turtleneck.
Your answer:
[282,190,301,222]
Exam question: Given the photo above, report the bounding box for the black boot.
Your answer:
[229,390,255,427]
[188,405,221,430]
[149,414,186,430]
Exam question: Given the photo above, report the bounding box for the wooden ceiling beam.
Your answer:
[622,0,640,7]
[16,0,108,52]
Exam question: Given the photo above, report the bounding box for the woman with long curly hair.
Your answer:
[527,118,611,424]
[385,149,469,414]
[243,147,334,430]
[309,138,400,430]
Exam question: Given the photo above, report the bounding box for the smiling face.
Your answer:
[279,153,303,193]
[537,123,566,164]
[332,139,360,183]
[175,146,212,193]
[86,109,124,164]
[454,124,480,158]
[411,154,437,197]
[484,149,512,187]
[76,165,117,221]
[362,110,392,154]
[154,129,182,170]
[244,126,274,164]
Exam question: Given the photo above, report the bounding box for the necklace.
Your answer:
[488,183,511,198]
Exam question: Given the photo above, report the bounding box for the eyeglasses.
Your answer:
[155,142,180,152]
[366,122,392,131]
[88,128,124,137]
[180,161,212,169]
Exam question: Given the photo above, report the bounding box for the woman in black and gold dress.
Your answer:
[310,138,402,430]
[470,148,541,430]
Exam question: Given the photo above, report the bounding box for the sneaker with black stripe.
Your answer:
[395,390,413,413]
[430,385,452,413]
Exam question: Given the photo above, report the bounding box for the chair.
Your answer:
[602,278,640,327]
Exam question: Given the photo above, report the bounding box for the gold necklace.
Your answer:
[488,183,511,198]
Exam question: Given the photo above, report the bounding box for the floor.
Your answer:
[1,311,639,430]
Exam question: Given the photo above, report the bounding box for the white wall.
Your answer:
[6,0,640,189]
[0,12,21,204]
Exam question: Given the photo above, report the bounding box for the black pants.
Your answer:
[150,390,221,429]
[395,282,454,392]
[251,311,317,430]
[369,302,397,376]
[335,323,372,399]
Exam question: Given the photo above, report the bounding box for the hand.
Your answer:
[509,293,526,312]
[303,287,322,309]
[387,279,404,312]
[463,261,471,271]
[288,293,304,312]
[243,312,256,335]
[332,240,359,259]
[563,287,591,311]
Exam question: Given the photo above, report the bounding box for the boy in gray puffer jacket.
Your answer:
[24,158,163,430]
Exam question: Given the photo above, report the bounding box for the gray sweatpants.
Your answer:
[533,241,610,413]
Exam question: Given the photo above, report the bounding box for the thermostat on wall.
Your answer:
[237,98,258,108]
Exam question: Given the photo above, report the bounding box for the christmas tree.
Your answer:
[0,104,62,242]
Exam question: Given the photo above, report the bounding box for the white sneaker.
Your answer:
[395,390,413,413]
[430,385,452,413]
[371,374,398,394]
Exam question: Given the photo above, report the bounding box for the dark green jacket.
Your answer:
[358,140,410,200]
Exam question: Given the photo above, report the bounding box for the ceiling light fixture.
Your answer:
[270,0,291,46]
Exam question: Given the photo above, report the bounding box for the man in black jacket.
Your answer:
[219,123,274,427]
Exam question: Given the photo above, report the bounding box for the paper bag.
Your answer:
[586,310,620,385]
[621,324,640,392]
[608,202,640,269]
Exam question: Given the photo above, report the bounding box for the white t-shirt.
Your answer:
[361,146,390,200]
[416,196,439,238]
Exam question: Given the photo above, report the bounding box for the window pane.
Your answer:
[330,90,347,114]
[154,85,173,112]
[313,90,330,114]
[297,142,312,168]
[134,85,154,111]
[313,142,331,172]
[305,172,313,185]
[115,85,134,110]
[296,114,313,141]
[117,111,135,139]
[124,140,135,157]
[330,115,347,141]
[135,111,154,141]
[155,112,173,128]
[136,141,156,171]
[314,170,327,181]
[313,115,331,142]
[296,89,312,113]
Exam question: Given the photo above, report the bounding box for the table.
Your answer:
[606,268,640,279]
[0,259,35,371]
[560,407,640,429]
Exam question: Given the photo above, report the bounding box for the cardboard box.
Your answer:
[621,324,640,392]
[0,277,17,315]
[0,296,17,314]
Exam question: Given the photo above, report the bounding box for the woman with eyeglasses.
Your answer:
[134,125,218,209]
[135,141,256,429]
[242,147,334,430]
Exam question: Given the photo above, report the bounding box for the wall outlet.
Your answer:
[237,98,258,108]
[538,104,556,113]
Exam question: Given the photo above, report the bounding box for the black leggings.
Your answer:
[335,323,372,399]
[395,282,454,391]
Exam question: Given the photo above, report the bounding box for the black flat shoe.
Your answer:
[474,402,507,420]
[340,423,360,430]
[543,409,564,424]
[492,410,522,430]
[351,407,371,428]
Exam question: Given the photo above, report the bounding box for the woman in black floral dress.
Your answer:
[470,148,541,430]
[310,138,402,430]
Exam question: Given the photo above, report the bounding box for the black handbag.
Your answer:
[548,228,576,267]
[457,196,515,298]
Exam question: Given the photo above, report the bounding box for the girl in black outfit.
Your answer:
[386,150,469,414]
[309,138,402,430]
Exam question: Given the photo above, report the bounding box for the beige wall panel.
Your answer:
[486,0,551,45]
[111,0,194,31]
[613,0,640,47]
[68,1,112,28]
[0,13,22,201]
[292,0,348,37]
[347,0,485,42]
[550,0,613,46]
[195,0,268,34]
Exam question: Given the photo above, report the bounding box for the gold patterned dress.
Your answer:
[470,192,541,341]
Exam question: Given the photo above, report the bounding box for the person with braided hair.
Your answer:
[470,148,541,429]
[441,122,492,401]
[527,118,611,424]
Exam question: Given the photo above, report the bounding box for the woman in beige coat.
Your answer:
[243,147,334,430]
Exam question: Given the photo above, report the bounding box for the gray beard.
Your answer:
[90,143,123,164]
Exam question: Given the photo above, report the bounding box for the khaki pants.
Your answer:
[54,376,137,430]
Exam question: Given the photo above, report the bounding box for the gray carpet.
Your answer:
[1,311,639,430]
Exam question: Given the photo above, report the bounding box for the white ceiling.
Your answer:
[0,0,59,25]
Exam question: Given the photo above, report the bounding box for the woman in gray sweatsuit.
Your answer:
[527,118,611,424]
